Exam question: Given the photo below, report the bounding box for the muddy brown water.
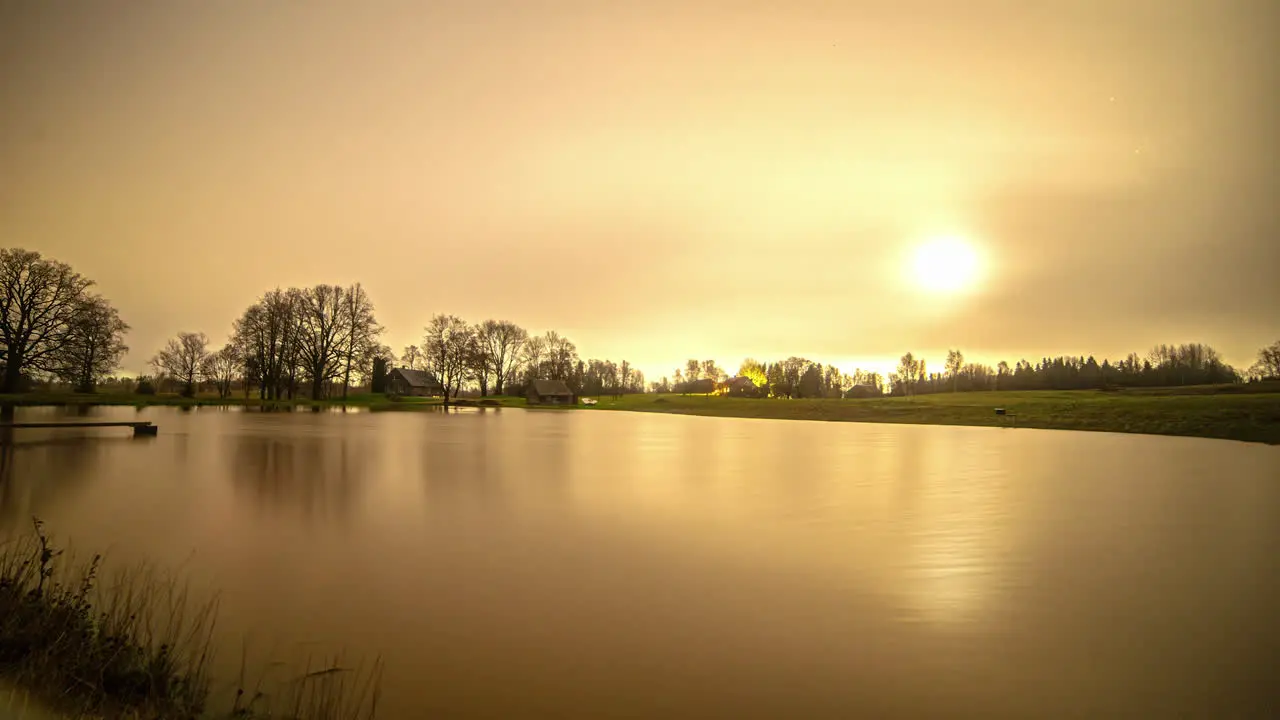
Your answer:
[2,405,1277,718]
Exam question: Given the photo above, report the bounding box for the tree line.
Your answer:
[3,249,1278,399]
[400,317,645,403]
[148,284,386,400]
[150,306,647,403]
[664,343,1280,399]
[653,358,887,399]
[885,344,1266,397]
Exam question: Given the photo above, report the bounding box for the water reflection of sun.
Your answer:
[894,434,1013,626]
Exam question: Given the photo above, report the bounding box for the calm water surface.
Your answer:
[1,406,1278,718]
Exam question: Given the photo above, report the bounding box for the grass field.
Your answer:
[580,387,1280,445]
[3,385,1278,444]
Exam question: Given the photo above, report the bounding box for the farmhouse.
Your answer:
[844,384,881,399]
[683,378,717,394]
[386,368,444,397]
[719,376,758,396]
[527,379,575,405]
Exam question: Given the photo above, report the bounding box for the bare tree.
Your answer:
[0,249,96,391]
[945,349,964,392]
[423,314,475,405]
[823,365,844,398]
[619,360,631,397]
[896,352,920,397]
[866,372,884,395]
[541,331,578,382]
[521,334,547,385]
[281,291,305,399]
[232,289,301,400]
[466,334,492,396]
[202,345,240,399]
[53,294,129,392]
[476,320,528,395]
[996,360,1011,390]
[700,359,725,383]
[401,344,422,370]
[779,357,810,397]
[1251,340,1280,380]
[685,359,701,381]
[599,360,619,397]
[295,284,347,399]
[338,283,381,399]
[152,332,210,397]
[232,303,266,398]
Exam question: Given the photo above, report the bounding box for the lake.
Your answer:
[1,405,1278,718]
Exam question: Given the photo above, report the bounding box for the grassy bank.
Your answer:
[4,386,1279,444]
[581,388,1280,445]
[0,521,381,719]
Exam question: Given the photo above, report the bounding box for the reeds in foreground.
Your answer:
[0,520,381,720]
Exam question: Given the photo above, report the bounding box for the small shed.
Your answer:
[527,379,575,405]
[386,368,444,397]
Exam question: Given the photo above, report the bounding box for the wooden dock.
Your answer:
[0,421,157,436]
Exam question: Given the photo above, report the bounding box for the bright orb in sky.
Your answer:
[910,235,983,294]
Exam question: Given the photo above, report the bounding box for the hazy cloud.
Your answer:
[2,0,1276,377]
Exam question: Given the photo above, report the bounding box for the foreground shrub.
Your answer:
[0,519,213,717]
[0,520,381,719]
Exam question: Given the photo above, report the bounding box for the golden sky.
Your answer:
[3,0,1277,380]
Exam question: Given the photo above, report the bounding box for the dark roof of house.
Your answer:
[389,368,441,387]
[530,379,573,396]
[725,376,756,386]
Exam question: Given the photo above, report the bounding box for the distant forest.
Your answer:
[705,344,1256,401]
[2,248,1278,400]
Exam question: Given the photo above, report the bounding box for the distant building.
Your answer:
[527,379,575,405]
[386,368,444,397]
[683,378,717,395]
[844,384,881,399]
[719,376,758,397]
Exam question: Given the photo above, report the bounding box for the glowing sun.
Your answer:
[910,235,983,294]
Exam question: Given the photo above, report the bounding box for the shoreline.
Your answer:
[592,393,1280,445]
[2,386,1278,445]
